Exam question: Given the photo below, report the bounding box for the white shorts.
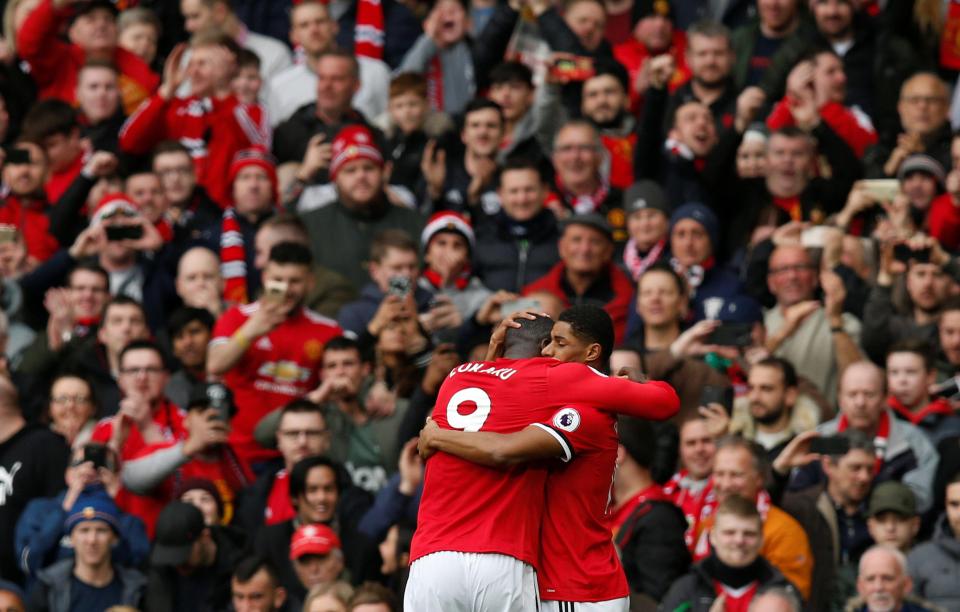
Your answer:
[404,551,540,611]
[541,598,630,612]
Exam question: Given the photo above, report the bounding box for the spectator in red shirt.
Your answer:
[120,382,253,529]
[20,100,86,204]
[766,48,877,158]
[16,0,158,115]
[207,242,343,468]
[522,213,633,343]
[119,32,265,208]
[0,141,59,265]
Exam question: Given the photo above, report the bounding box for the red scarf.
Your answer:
[887,396,953,427]
[623,238,666,282]
[220,207,248,304]
[714,581,760,612]
[772,195,802,221]
[663,469,712,548]
[355,0,386,60]
[422,266,471,290]
[427,56,444,111]
[837,410,891,474]
[944,1,960,69]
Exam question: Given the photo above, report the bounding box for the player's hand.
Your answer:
[398,437,424,494]
[771,429,821,476]
[418,417,441,460]
[486,311,542,361]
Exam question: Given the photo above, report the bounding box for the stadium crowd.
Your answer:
[3,0,960,610]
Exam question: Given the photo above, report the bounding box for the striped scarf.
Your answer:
[220,208,247,304]
[355,0,385,60]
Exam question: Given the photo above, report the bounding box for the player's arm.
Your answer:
[418,418,567,467]
[549,364,680,420]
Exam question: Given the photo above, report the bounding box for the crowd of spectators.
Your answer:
[5,0,960,611]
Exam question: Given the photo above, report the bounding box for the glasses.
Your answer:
[51,395,92,405]
[119,366,165,376]
[902,95,947,106]
[279,429,327,440]
[156,166,194,178]
[768,263,814,276]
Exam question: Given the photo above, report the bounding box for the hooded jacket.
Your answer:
[907,515,960,611]
[30,558,146,612]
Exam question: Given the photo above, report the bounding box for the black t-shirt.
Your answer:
[746,33,784,87]
[0,424,69,584]
[69,573,123,612]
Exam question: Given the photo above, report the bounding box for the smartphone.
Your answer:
[5,148,29,165]
[893,243,931,264]
[809,436,851,456]
[387,276,412,298]
[550,56,595,81]
[104,225,143,241]
[931,376,960,399]
[263,279,288,303]
[205,383,234,421]
[708,322,754,347]
[83,443,110,470]
[0,225,19,245]
[861,179,900,202]
[700,385,734,415]
[500,298,542,317]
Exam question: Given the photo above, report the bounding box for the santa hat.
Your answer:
[91,192,138,226]
[228,147,278,204]
[329,125,383,181]
[421,211,475,251]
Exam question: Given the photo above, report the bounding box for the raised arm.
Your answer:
[547,363,679,420]
[418,418,566,467]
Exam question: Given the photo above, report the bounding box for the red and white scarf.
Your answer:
[549,174,610,215]
[837,409,891,475]
[220,208,247,305]
[623,238,666,281]
[355,0,385,60]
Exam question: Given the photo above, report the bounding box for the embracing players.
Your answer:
[407,305,680,611]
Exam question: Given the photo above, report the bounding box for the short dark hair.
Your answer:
[68,262,109,290]
[78,58,119,77]
[232,555,280,587]
[279,399,327,429]
[686,20,731,45]
[168,307,215,338]
[771,125,812,142]
[496,157,546,187]
[751,356,798,389]
[324,336,362,357]
[151,140,192,163]
[289,455,345,501]
[389,72,428,99]
[462,98,504,126]
[503,314,554,359]
[102,295,146,322]
[236,47,261,71]
[260,213,309,243]
[715,435,767,476]
[119,339,167,370]
[887,338,934,372]
[21,99,79,142]
[317,48,360,80]
[941,296,960,316]
[268,241,313,267]
[489,61,533,87]
[715,494,762,526]
[558,305,615,368]
[369,229,417,263]
[348,582,398,611]
[618,417,655,468]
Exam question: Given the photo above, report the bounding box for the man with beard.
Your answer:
[421,99,503,217]
[578,61,636,191]
[0,141,59,264]
[666,20,738,134]
[730,357,803,460]
[861,236,954,363]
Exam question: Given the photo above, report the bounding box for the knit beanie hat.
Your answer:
[670,202,719,251]
[228,147,278,205]
[64,486,121,534]
[329,125,383,181]
[90,192,138,226]
[421,211,475,252]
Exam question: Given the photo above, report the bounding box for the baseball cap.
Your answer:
[151,502,206,567]
[717,295,764,325]
[867,481,917,518]
[623,180,671,216]
[560,212,614,242]
[290,523,342,560]
[897,154,945,186]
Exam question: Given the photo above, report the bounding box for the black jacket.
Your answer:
[615,498,690,602]
[659,556,799,612]
[472,209,560,293]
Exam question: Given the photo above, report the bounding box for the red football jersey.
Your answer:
[538,405,628,602]
[210,303,342,465]
[410,358,679,567]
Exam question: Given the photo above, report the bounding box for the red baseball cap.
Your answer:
[289,523,341,560]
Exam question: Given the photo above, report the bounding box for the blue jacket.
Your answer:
[337,282,434,337]
[15,491,150,589]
